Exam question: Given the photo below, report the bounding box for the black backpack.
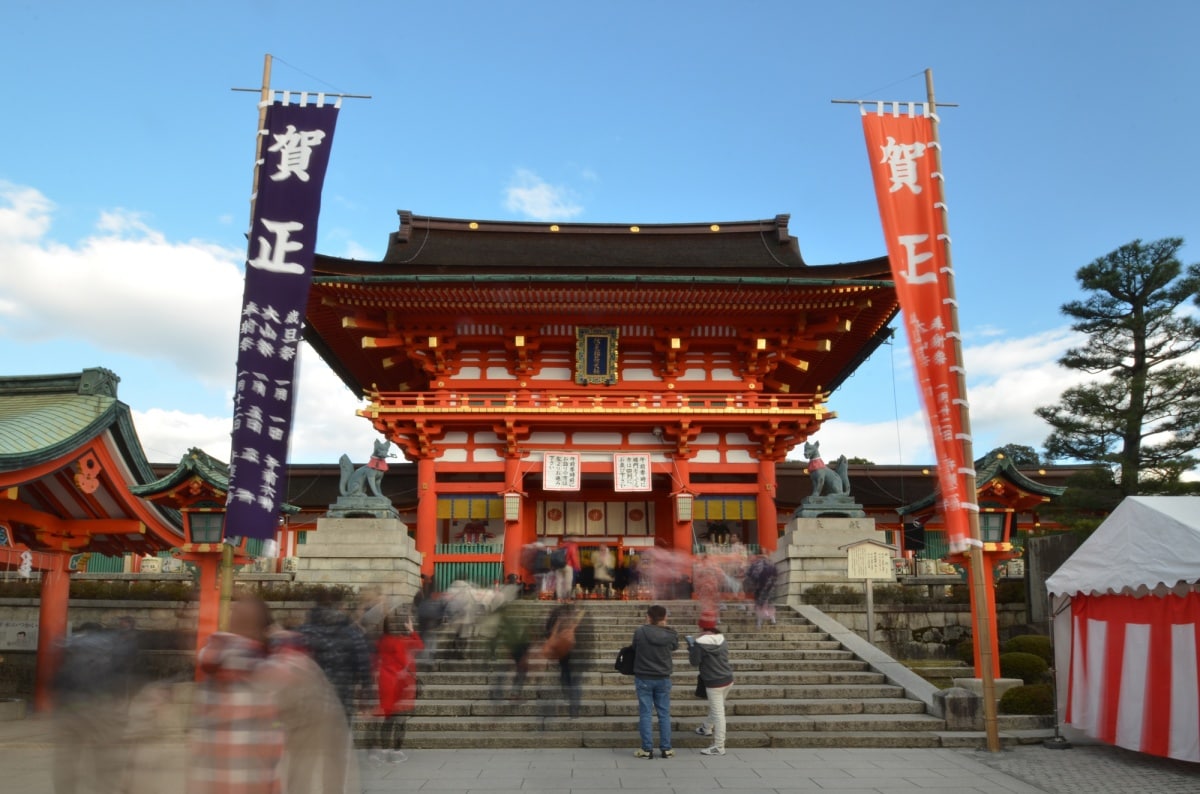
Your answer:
[550,547,568,570]
[614,644,636,675]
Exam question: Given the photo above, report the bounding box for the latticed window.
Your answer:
[980,513,1006,543]
[188,513,224,543]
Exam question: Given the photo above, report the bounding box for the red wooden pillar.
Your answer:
[192,555,221,675]
[502,456,524,580]
[416,457,437,578]
[34,553,70,712]
[756,459,778,553]
[672,458,693,556]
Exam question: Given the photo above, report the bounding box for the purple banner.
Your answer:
[225,100,339,540]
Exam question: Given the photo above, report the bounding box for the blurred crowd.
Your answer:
[44,545,781,793]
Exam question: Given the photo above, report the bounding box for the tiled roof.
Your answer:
[133,448,300,514]
[0,369,127,470]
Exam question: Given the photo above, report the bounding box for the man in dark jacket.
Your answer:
[297,597,373,718]
[631,604,678,758]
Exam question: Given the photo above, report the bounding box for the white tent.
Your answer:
[1046,496,1200,762]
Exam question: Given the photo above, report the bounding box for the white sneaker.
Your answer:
[700,746,725,756]
[694,725,713,736]
[386,750,408,763]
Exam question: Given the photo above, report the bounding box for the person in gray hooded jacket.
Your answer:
[687,609,734,755]
[631,604,678,758]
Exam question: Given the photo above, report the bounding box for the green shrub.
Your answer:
[1000,651,1049,684]
[1003,634,1052,664]
[998,683,1054,715]
[67,579,196,601]
[956,638,975,666]
[0,580,41,598]
[873,585,932,604]
[995,580,1026,604]
[802,584,864,605]
[0,578,350,603]
[251,582,353,602]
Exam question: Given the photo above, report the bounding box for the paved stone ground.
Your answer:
[962,742,1200,794]
[1,712,1198,792]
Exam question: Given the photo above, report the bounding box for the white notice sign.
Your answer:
[846,544,896,581]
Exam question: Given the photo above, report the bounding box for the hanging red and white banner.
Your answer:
[861,107,971,551]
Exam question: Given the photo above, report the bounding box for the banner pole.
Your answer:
[219,53,273,633]
[924,67,1001,753]
[249,53,273,222]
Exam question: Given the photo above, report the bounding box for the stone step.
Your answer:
[427,643,851,657]
[412,670,889,687]
[364,710,944,735]
[388,725,951,750]
[360,599,967,749]
[419,658,869,674]
[399,695,925,719]
[416,683,911,702]
[389,728,772,750]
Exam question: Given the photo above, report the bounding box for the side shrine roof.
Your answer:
[0,368,143,472]
[896,452,1069,517]
[0,368,184,556]
[131,447,300,514]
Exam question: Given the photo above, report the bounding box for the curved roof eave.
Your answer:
[0,397,126,473]
[898,455,1067,516]
[132,447,300,514]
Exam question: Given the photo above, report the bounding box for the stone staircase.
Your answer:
[359,599,961,749]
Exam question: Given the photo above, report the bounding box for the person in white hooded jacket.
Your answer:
[687,610,734,756]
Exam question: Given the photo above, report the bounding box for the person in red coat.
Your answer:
[369,613,424,763]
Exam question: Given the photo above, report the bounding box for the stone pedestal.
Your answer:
[793,495,866,519]
[772,516,883,605]
[293,517,421,602]
[952,676,1025,704]
[933,686,981,729]
[0,698,26,721]
[325,495,399,520]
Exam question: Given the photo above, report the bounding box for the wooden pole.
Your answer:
[865,578,875,645]
[220,53,273,632]
[249,54,273,221]
[924,67,1002,753]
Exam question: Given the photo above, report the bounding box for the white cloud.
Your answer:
[130,344,383,465]
[287,347,386,463]
[0,183,244,388]
[131,407,235,464]
[0,182,54,241]
[961,326,1082,379]
[803,325,1094,464]
[340,240,377,261]
[503,169,582,221]
[0,182,382,466]
[811,413,933,466]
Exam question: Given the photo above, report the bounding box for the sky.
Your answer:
[2,1,1198,470]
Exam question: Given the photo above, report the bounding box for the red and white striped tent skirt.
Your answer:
[1064,591,1200,762]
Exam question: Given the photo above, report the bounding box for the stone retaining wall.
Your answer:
[0,598,322,698]
[808,602,1032,659]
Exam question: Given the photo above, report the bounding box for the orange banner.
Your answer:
[861,109,971,551]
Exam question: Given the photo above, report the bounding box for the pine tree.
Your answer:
[1035,238,1200,496]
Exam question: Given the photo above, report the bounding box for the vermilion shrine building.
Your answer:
[304,212,900,583]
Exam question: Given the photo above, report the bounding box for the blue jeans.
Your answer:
[635,676,672,751]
